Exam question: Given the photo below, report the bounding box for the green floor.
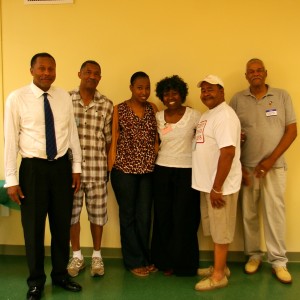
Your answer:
[0,256,299,300]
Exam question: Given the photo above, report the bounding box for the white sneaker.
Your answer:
[91,257,104,276]
[245,257,262,274]
[197,265,231,277]
[67,257,86,277]
[195,276,228,291]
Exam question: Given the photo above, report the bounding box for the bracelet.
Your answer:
[212,188,223,194]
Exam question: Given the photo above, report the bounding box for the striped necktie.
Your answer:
[43,93,57,160]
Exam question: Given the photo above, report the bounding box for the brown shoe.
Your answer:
[245,257,262,274]
[163,269,174,276]
[146,264,158,273]
[130,267,149,277]
[272,266,292,284]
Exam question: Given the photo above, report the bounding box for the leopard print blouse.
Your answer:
[114,101,157,174]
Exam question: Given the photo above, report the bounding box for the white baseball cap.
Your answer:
[197,74,224,88]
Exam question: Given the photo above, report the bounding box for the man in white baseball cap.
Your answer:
[196,74,224,88]
[192,75,241,291]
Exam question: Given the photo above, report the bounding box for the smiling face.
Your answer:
[130,76,151,103]
[30,56,56,91]
[78,62,101,91]
[200,82,224,109]
[245,59,267,88]
[162,89,182,110]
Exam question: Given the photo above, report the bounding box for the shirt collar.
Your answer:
[71,87,105,104]
[244,84,274,98]
[208,101,226,113]
[30,82,55,99]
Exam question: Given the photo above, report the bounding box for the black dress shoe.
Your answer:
[53,278,82,292]
[27,286,43,300]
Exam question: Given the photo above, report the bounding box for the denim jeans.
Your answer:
[111,168,153,269]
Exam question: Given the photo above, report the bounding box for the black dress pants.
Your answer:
[151,165,200,276]
[19,154,73,287]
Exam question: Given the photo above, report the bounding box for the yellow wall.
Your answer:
[1,0,300,253]
[0,0,3,180]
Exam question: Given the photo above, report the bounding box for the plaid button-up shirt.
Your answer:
[70,88,113,182]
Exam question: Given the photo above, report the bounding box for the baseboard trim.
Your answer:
[0,245,122,258]
[1,245,300,262]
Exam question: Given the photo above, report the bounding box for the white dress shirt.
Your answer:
[4,82,82,187]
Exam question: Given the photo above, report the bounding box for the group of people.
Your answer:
[3,53,297,299]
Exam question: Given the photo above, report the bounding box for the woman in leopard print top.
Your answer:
[110,71,158,277]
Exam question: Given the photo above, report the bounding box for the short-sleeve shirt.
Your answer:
[70,88,113,182]
[155,107,201,168]
[192,102,242,195]
[113,101,157,174]
[230,86,296,168]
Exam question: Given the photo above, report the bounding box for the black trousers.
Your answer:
[151,165,200,276]
[19,154,73,287]
[111,168,153,269]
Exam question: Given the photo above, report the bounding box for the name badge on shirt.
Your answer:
[265,109,277,117]
[196,120,207,143]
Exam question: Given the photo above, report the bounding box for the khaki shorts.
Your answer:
[71,181,108,226]
[201,191,238,244]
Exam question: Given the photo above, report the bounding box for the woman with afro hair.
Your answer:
[151,75,201,276]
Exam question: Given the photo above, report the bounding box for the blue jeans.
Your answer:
[111,168,153,269]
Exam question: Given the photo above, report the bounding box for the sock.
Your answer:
[92,250,101,258]
[73,250,83,260]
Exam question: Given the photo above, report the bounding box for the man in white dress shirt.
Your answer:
[4,52,82,300]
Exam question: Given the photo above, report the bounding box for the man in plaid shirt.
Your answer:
[68,60,113,277]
